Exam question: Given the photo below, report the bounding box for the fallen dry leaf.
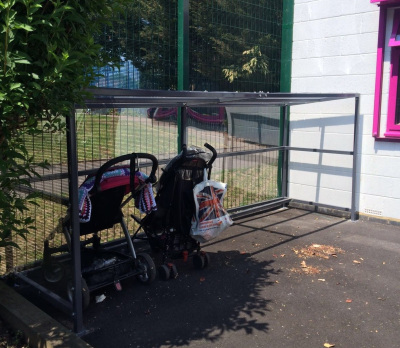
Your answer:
[301,261,307,268]
[353,260,361,264]
[346,299,352,303]
[318,279,326,282]
[324,343,335,348]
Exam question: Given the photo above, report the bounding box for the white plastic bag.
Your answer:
[191,170,233,243]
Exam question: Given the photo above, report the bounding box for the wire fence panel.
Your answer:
[189,0,282,92]
[92,0,282,92]
[1,104,283,273]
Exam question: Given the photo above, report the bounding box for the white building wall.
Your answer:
[291,0,400,220]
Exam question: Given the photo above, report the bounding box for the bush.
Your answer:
[0,0,125,268]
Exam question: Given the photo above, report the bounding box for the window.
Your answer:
[386,46,400,136]
[389,9,400,46]
[372,1,400,140]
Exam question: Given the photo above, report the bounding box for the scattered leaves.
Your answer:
[292,244,344,260]
[291,261,321,275]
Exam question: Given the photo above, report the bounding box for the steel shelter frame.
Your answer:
[19,89,360,334]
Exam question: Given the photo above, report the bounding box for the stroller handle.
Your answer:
[94,153,158,193]
[204,143,217,166]
[180,143,217,166]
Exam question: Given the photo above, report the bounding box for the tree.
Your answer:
[97,0,282,91]
[0,0,126,267]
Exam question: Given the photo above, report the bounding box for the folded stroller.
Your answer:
[42,153,158,308]
[134,143,217,280]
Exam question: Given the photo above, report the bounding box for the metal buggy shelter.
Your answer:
[17,89,360,334]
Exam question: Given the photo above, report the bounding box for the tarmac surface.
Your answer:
[2,207,400,348]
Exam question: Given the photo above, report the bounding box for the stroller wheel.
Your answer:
[43,262,64,283]
[158,264,170,281]
[67,277,90,310]
[193,254,205,270]
[203,252,211,268]
[136,253,156,284]
[170,264,178,279]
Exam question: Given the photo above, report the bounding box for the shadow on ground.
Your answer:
[82,250,278,348]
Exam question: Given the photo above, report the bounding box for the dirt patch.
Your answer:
[290,244,344,276]
[292,244,344,260]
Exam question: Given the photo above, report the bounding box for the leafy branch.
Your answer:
[223,46,270,83]
[0,0,127,269]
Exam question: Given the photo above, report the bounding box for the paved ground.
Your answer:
[8,207,400,348]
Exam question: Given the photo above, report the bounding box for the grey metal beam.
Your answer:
[66,110,84,334]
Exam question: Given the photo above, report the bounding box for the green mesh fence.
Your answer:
[189,0,282,92]
[93,0,282,92]
[94,1,179,89]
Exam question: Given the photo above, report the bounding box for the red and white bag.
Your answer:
[191,170,233,243]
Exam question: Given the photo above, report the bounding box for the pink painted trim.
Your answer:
[373,7,387,137]
[383,130,400,136]
[389,9,400,46]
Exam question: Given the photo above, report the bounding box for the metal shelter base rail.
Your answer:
[17,89,360,335]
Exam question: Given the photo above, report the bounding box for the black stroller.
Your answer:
[133,143,217,280]
[42,153,158,308]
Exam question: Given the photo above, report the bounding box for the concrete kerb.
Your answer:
[0,281,91,348]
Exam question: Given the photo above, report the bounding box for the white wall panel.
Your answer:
[290,1,400,220]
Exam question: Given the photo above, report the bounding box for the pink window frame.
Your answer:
[389,9,400,46]
[372,1,400,140]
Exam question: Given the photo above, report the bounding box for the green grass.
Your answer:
[213,161,279,208]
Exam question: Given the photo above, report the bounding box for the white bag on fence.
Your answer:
[190,170,233,243]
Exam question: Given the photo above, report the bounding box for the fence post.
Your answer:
[177,0,189,151]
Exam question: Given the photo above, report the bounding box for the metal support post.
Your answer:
[66,110,84,334]
[281,105,289,198]
[351,96,360,221]
[179,106,188,149]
